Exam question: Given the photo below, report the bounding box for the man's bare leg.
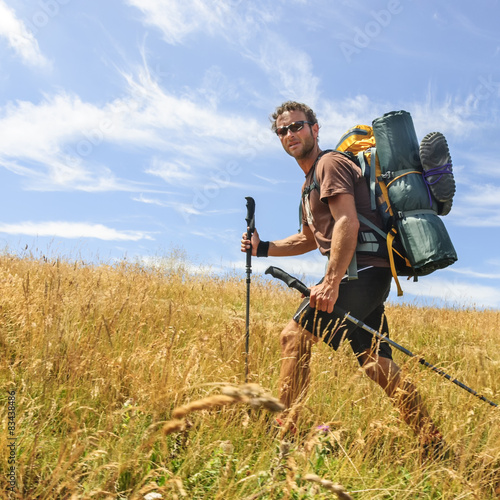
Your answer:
[278,320,318,411]
[359,350,442,442]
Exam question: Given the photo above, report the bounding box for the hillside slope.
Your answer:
[0,255,499,499]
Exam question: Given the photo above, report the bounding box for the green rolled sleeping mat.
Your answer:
[372,110,457,276]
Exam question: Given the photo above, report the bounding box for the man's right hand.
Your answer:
[241,228,261,256]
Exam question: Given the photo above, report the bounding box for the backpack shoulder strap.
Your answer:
[298,149,335,232]
[357,148,378,211]
[305,149,355,198]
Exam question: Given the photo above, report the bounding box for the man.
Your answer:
[241,101,444,453]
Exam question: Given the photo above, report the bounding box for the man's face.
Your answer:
[275,110,318,160]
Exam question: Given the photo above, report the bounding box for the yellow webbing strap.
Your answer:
[375,156,394,218]
[375,155,414,295]
[386,170,422,189]
[387,228,403,296]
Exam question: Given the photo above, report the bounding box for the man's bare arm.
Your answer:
[241,224,317,257]
[324,194,359,287]
[309,193,359,312]
[268,224,317,256]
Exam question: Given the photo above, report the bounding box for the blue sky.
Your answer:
[0,0,499,309]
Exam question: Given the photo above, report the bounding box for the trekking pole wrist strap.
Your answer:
[257,241,270,257]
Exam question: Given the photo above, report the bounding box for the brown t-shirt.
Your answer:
[301,151,389,269]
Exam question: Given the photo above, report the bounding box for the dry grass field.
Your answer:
[0,253,499,499]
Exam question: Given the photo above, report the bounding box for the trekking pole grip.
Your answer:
[265,266,310,296]
[245,197,255,270]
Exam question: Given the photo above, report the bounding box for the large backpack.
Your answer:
[303,110,458,296]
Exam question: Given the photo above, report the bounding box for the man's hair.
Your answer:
[270,101,318,133]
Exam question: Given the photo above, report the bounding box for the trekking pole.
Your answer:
[244,197,256,383]
[265,265,499,409]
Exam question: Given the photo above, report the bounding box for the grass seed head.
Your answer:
[172,395,238,418]
[303,474,353,500]
[221,384,285,412]
[162,419,186,435]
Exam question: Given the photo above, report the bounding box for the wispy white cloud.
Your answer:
[145,158,194,185]
[313,81,495,144]
[127,0,276,46]
[229,253,326,284]
[0,221,155,241]
[462,184,500,208]
[449,267,500,280]
[315,91,483,146]
[128,0,321,106]
[450,183,500,227]
[132,194,203,217]
[456,151,500,180]
[138,254,227,276]
[126,0,231,45]
[132,194,175,207]
[253,173,289,185]
[0,93,122,189]
[243,31,320,105]
[0,0,49,68]
[393,275,500,310]
[442,6,499,43]
[317,95,387,144]
[409,85,482,138]
[452,209,500,228]
[0,68,269,192]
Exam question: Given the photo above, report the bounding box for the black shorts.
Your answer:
[293,267,393,364]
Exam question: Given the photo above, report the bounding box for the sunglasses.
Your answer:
[275,121,314,137]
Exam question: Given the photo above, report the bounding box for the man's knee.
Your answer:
[280,320,317,352]
[361,354,401,393]
[280,320,299,347]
